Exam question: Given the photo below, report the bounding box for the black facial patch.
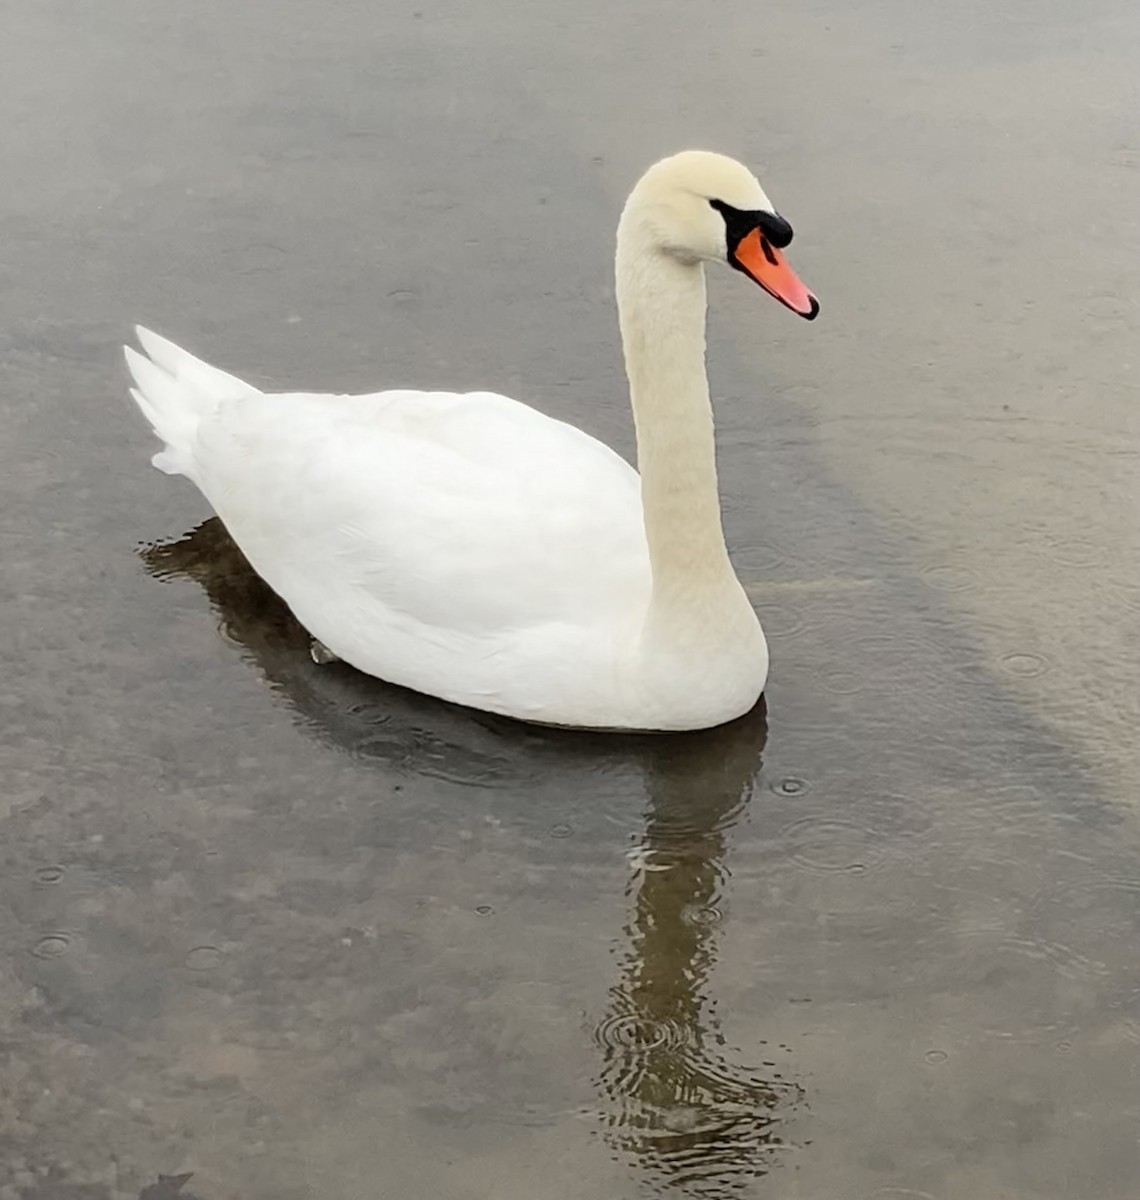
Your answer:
[709,199,794,253]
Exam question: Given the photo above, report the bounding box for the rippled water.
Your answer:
[2,0,1139,1197]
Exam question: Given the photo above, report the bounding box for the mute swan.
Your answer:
[125,150,818,732]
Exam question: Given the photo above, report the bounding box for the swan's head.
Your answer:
[623,150,819,320]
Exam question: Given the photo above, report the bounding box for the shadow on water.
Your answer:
[141,519,803,1196]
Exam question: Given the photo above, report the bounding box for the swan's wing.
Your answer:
[192,388,651,640]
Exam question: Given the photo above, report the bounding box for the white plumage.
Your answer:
[125,151,818,730]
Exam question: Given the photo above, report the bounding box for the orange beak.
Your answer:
[732,227,819,320]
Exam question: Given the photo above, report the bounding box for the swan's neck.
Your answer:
[616,222,738,620]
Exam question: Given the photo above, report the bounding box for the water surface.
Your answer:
[2,1,1138,1197]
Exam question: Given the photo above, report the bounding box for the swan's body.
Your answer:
[126,151,817,731]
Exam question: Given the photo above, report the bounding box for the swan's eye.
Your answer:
[709,199,794,254]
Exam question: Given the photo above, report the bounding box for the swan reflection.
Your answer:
[141,520,803,1194]
[595,707,802,1195]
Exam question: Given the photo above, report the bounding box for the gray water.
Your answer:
[2,1,1138,1197]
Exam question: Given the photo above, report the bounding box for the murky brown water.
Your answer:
[2,0,1138,1197]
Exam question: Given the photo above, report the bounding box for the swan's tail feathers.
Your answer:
[134,326,259,400]
[124,327,260,477]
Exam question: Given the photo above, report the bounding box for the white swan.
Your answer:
[125,150,818,732]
